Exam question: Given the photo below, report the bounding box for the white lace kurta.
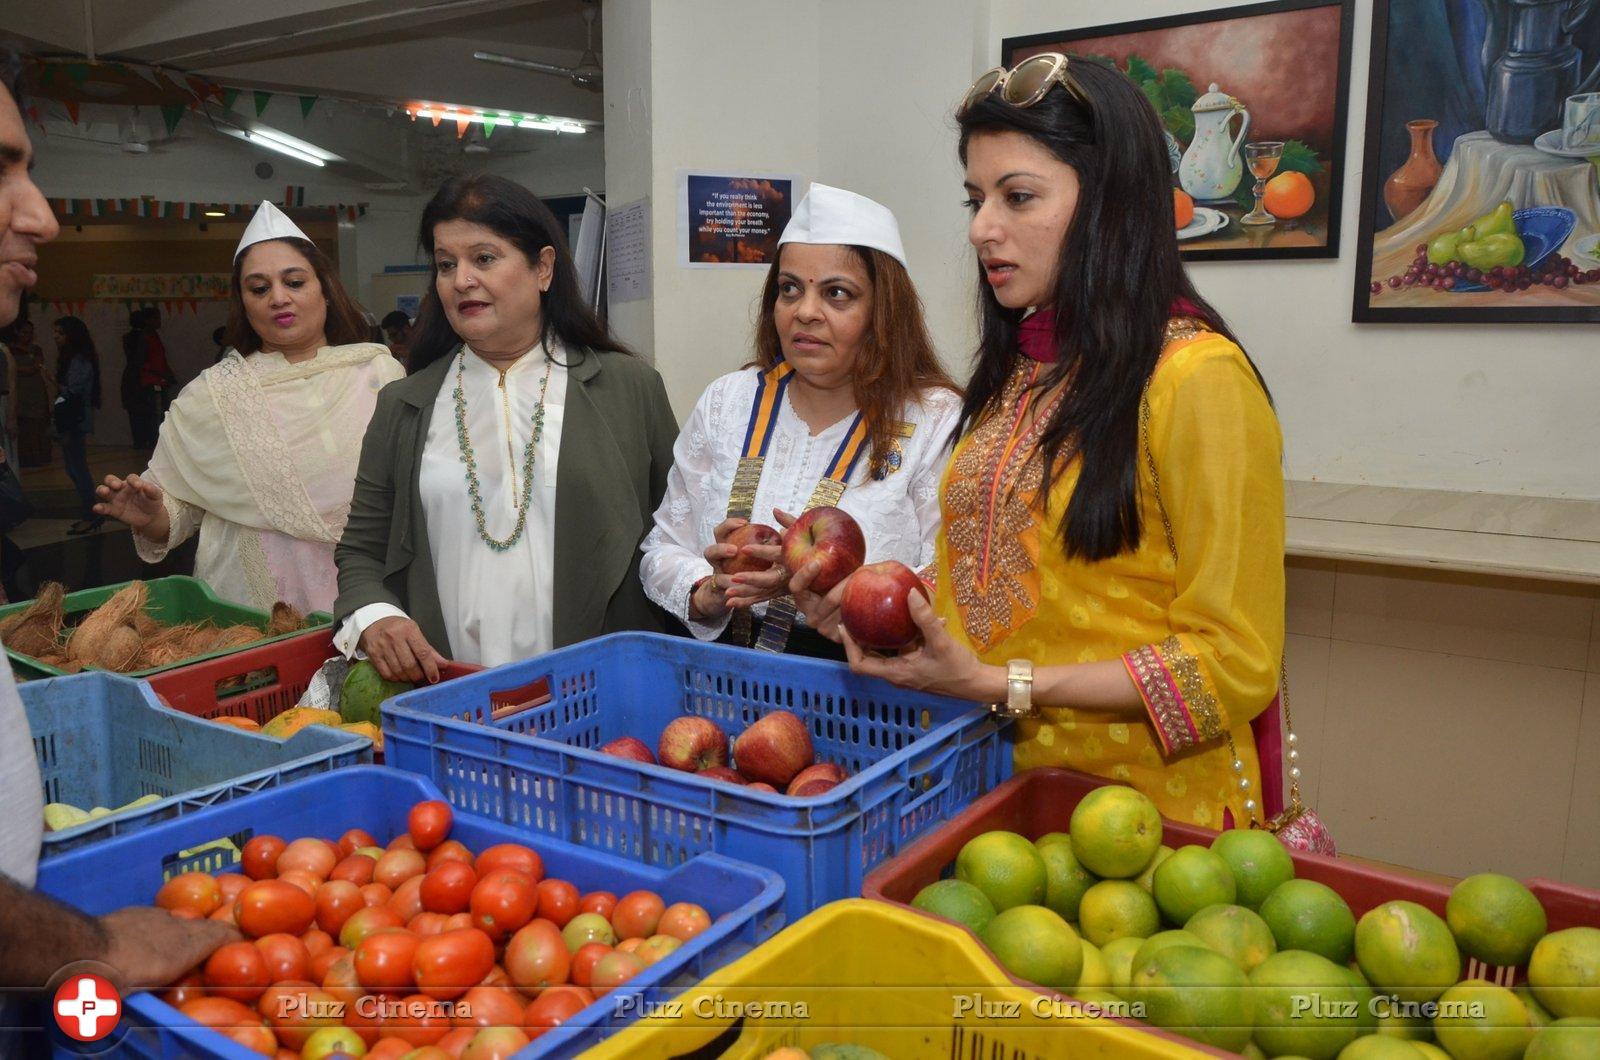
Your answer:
[138,344,405,614]
[338,342,568,667]
[640,367,962,640]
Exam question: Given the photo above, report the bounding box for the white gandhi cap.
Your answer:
[234,201,312,262]
[778,183,907,267]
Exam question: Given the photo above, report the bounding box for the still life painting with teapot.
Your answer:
[1354,0,1600,322]
[1004,0,1355,260]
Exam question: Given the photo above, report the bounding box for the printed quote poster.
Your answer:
[678,172,801,267]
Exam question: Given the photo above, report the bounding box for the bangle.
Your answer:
[993,659,1035,718]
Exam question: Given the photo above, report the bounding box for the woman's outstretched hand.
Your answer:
[95,473,169,541]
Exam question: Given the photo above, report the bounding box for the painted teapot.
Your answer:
[1180,83,1252,201]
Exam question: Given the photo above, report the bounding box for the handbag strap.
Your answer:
[1139,389,1307,831]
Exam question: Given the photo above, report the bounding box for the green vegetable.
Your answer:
[339,660,414,726]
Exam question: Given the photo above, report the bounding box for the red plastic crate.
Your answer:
[147,629,479,727]
[863,767,1600,1001]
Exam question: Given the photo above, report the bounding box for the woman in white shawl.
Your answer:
[93,202,404,613]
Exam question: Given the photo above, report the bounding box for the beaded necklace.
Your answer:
[453,347,553,551]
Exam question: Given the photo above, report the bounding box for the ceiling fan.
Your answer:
[474,0,601,90]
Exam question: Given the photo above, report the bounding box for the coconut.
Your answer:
[95,625,143,672]
[0,582,67,658]
[210,625,263,651]
[66,582,148,666]
[135,622,207,669]
[266,602,306,637]
[134,613,161,639]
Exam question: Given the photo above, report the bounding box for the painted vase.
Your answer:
[1383,119,1442,223]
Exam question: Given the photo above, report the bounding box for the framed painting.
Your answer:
[1004,0,1356,261]
[1353,0,1600,323]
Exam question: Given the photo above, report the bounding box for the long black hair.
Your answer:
[407,174,630,373]
[54,315,102,408]
[957,57,1269,561]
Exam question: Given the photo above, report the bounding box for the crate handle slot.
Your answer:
[487,677,553,722]
[214,665,280,702]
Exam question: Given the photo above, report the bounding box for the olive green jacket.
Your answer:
[333,345,679,658]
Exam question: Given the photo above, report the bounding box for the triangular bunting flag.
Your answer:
[483,114,498,138]
[299,96,318,119]
[254,91,272,117]
[222,88,240,111]
[456,116,471,139]
[63,101,80,125]
[128,64,166,90]
[160,104,185,136]
[430,111,443,128]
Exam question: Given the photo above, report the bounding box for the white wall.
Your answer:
[990,0,1595,498]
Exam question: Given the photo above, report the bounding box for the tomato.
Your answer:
[308,944,349,982]
[417,862,476,917]
[388,874,427,923]
[255,980,316,1019]
[524,984,595,1036]
[337,828,379,857]
[339,905,404,950]
[451,985,526,1029]
[408,800,454,851]
[361,882,394,907]
[375,848,427,890]
[443,912,474,933]
[329,853,378,886]
[209,902,238,926]
[216,873,253,902]
[300,1025,370,1059]
[611,890,665,940]
[320,952,363,1006]
[275,870,321,898]
[615,937,643,954]
[397,1047,454,1060]
[354,929,421,994]
[469,871,539,938]
[314,880,364,935]
[473,844,542,883]
[236,880,316,938]
[383,993,452,1046]
[161,970,206,1009]
[179,996,278,1054]
[156,871,224,917]
[275,837,336,880]
[339,990,386,1045]
[534,879,579,928]
[259,984,341,1050]
[504,919,569,993]
[657,902,712,942]
[569,943,611,988]
[578,891,616,920]
[460,1025,531,1059]
[301,928,335,957]
[588,951,644,997]
[425,839,474,871]
[635,933,683,967]
[254,933,311,981]
[409,911,451,936]
[437,1026,478,1056]
[387,832,418,852]
[413,927,496,1001]
[242,835,286,880]
[204,940,271,1003]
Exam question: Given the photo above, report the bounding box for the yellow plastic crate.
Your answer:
[583,899,1219,1059]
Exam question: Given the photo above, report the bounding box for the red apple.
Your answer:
[746,783,778,793]
[785,762,846,796]
[695,766,746,785]
[780,506,866,594]
[732,710,814,788]
[657,716,729,772]
[839,560,930,650]
[599,737,657,765]
[724,523,782,575]
[790,777,840,798]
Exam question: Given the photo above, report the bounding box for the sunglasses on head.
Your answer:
[961,52,1089,115]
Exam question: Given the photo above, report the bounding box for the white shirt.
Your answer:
[640,367,962,640]
[336,341,568,666]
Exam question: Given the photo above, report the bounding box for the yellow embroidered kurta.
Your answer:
[934,323,1285,829]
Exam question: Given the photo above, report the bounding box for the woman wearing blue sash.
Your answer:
[641,184,961,660]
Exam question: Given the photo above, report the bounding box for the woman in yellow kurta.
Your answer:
[801,55,1286,831]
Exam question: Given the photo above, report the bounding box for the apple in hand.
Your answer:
[780,506,866,594]
[724,523,782,575]
[839,560,930,650]
[657,717,729,772]
[599,737,657,764]
[732,710,814,787]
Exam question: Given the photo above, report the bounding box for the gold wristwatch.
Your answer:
[993,659,1035,718]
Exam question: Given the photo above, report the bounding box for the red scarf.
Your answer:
[1018,299,1204,364]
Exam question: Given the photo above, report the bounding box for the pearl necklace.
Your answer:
[453,348,553,552]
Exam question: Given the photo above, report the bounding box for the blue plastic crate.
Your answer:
[24,672,370,857]
[34,766,785,1059]
[384,632,1012,923]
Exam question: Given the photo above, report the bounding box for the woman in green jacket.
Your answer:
[334,175,678,680]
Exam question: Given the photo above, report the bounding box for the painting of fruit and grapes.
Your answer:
[1354,0,1600,322]
[1004,0,1355,261]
